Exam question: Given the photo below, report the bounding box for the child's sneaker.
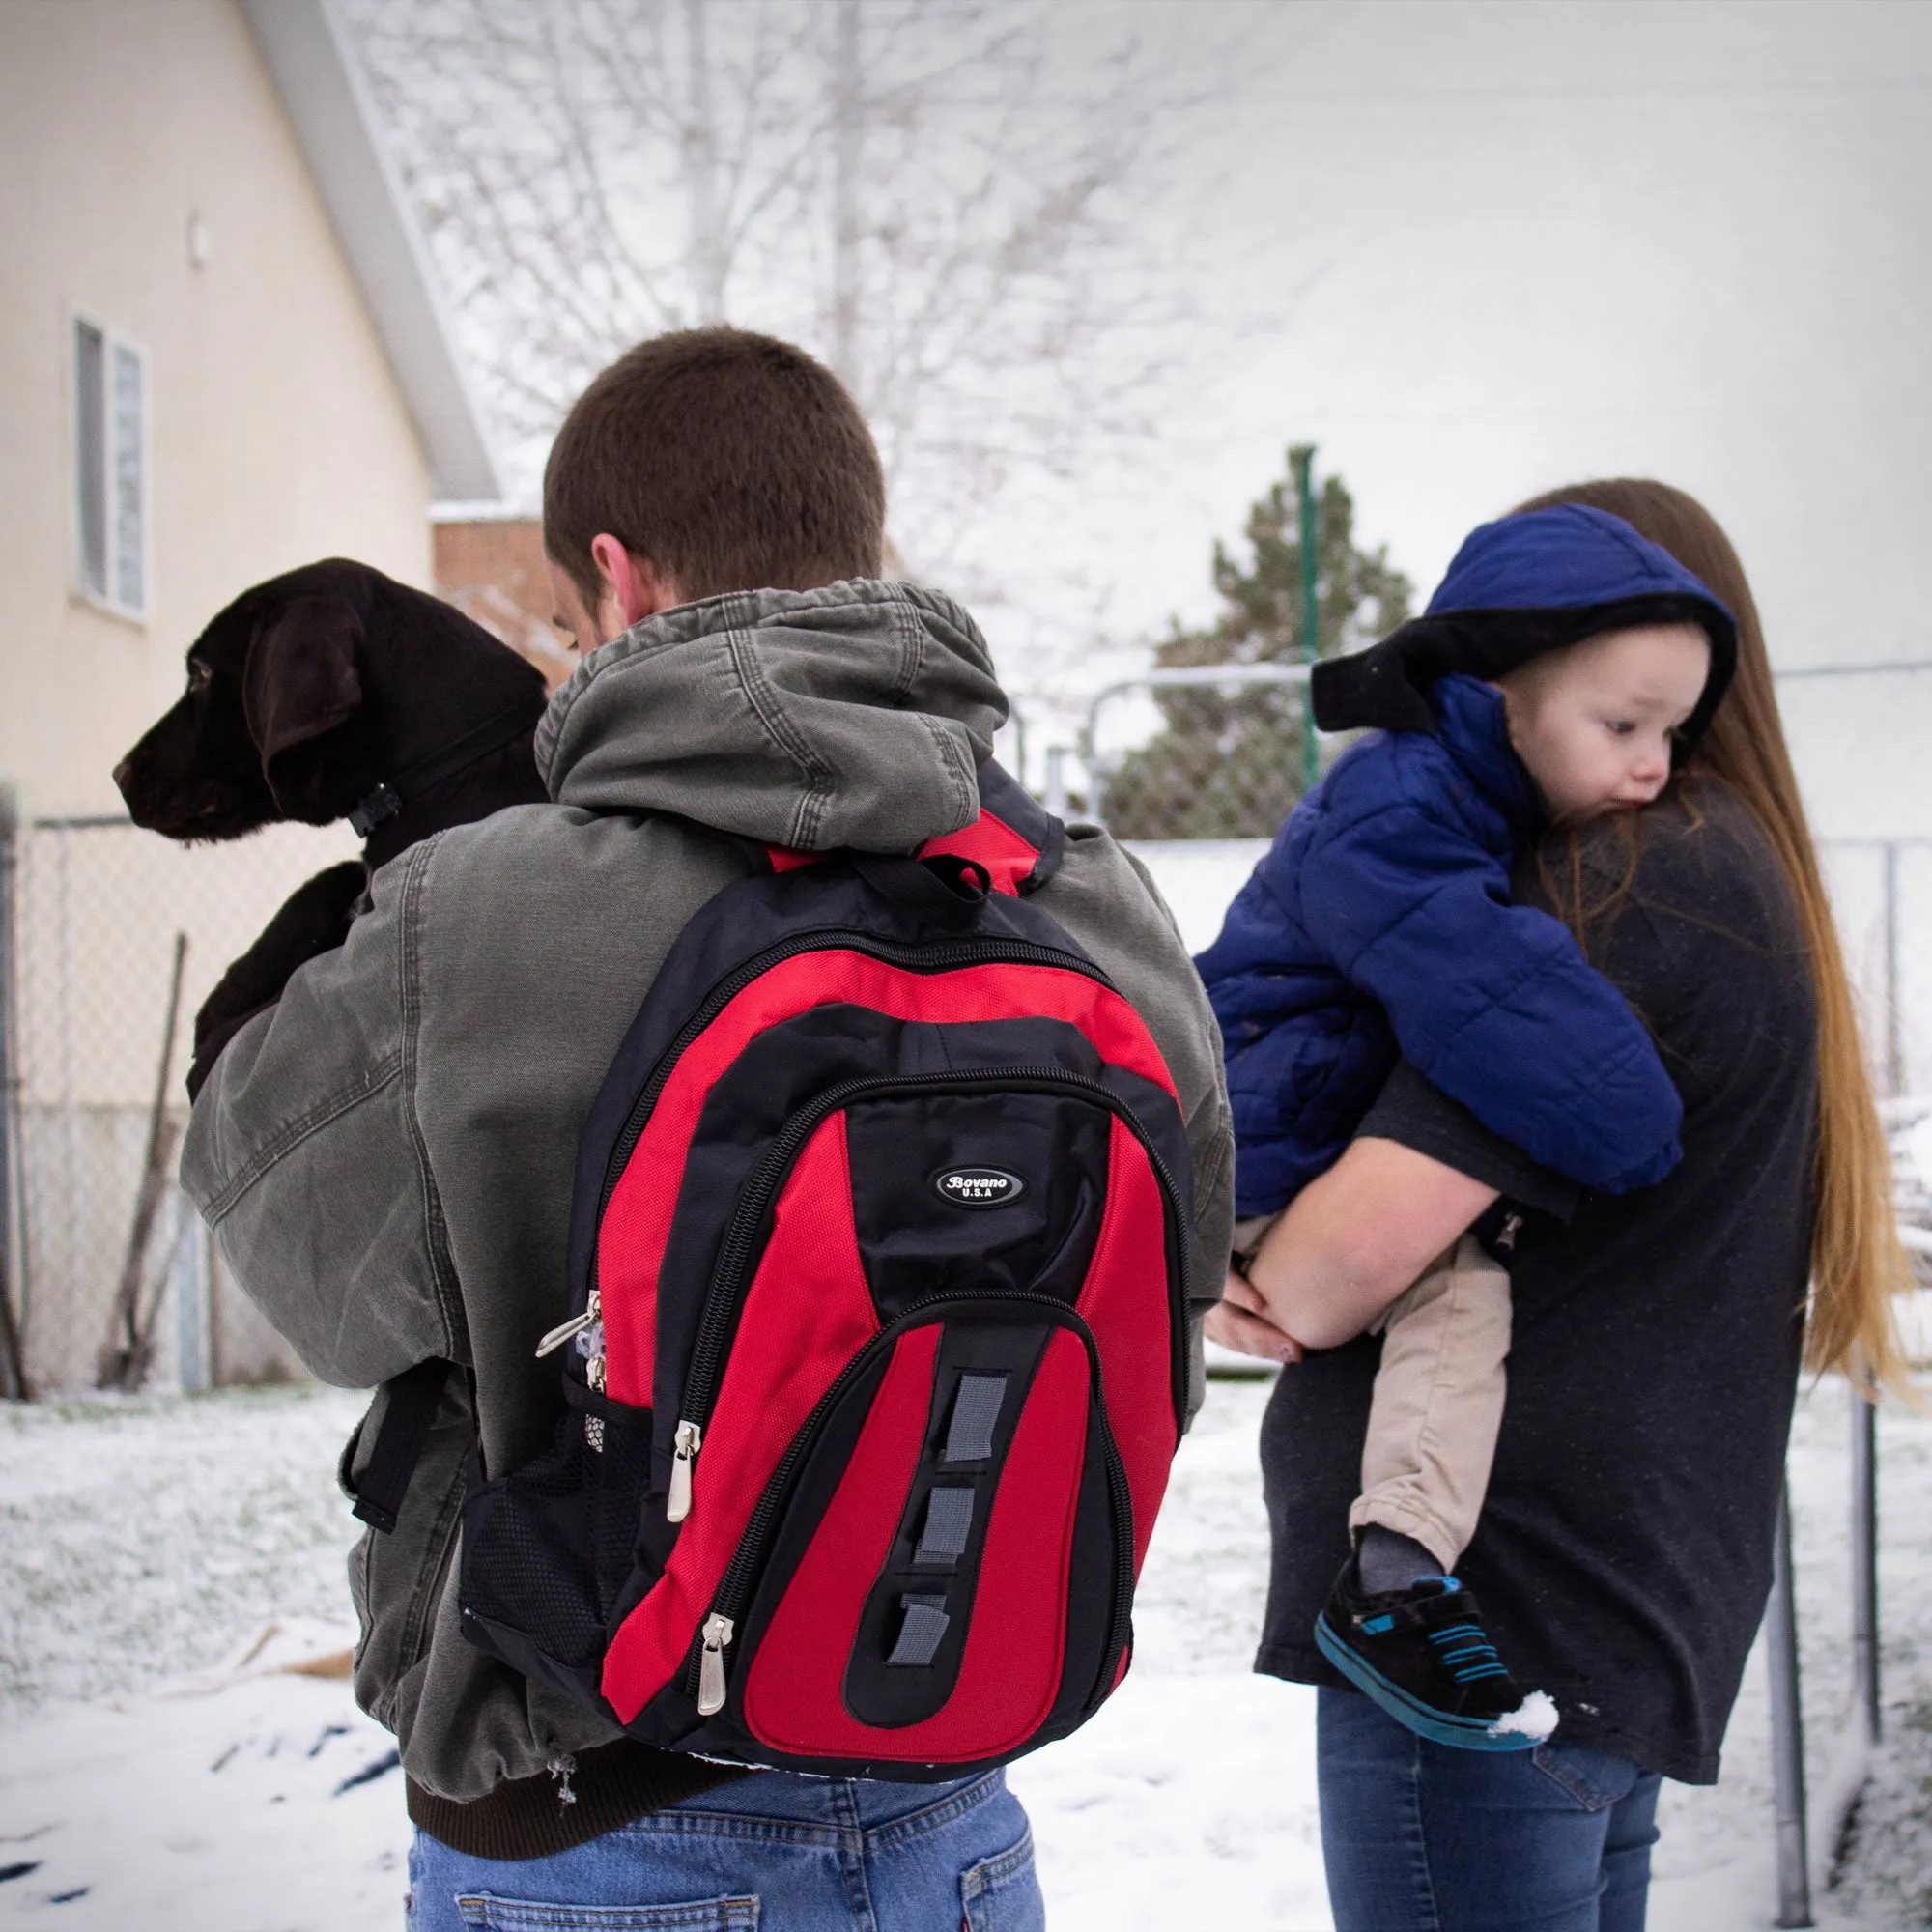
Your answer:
[1314,1558,1557,1750]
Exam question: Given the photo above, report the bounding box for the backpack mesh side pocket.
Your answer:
[463,1402,652,1678]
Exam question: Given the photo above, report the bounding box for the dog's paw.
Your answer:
[187,862,368,1100]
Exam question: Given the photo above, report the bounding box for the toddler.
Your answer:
[1196,503,1737,1747]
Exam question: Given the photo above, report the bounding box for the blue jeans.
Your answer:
[405,1767,1042,1931]
[1317,1688,1663,1932]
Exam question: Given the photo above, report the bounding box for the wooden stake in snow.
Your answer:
[98,931,187,1392]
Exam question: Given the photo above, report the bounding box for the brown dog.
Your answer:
[116,557,551,1095]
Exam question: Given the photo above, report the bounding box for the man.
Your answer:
[184,327,1233,1929]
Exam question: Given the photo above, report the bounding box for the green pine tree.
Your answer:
[1100,447,1412,838]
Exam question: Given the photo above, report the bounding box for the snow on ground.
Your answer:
[1644,1377,1932,1932]
[0,1627,411,1924]
[0,1386,370,1718]
[1,1374,1929,1929]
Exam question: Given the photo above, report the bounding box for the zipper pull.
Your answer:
[1496,1211,1523,1254]
[535,1291,601,1359]
[696,1612,734,1716]
[667,1420,702,1522]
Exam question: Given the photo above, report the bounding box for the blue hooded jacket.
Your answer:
[1195,504,1738,1218]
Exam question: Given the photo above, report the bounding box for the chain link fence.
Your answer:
[1079,662,1312,840]
[0,805,358,1395]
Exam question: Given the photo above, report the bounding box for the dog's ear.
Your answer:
[242,594,365,815]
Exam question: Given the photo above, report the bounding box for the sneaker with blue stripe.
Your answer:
[1314,1557,1550,1750]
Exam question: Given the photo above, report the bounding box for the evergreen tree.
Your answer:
[1100,447,1412,838]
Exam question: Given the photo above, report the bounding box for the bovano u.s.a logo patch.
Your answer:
[932,1166,1028,1209]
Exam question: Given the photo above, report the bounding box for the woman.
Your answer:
[1208,479,1908,1932]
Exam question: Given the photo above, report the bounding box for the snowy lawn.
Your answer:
[2,1374,1929,1929]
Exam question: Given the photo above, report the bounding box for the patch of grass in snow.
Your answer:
[0,1383,370,1723]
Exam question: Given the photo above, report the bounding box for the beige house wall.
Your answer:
[0,0,434,818]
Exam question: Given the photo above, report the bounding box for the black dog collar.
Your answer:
[348,693,549,840]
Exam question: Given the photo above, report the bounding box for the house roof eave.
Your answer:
[242,0,500,502]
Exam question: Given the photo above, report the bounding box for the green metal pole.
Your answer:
[1293,444,1321,793]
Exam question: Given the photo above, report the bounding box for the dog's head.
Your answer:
[115,558,544,840]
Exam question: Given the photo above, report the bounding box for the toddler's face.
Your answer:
[1495,622,1711,822]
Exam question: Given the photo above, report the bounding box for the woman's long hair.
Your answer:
[1515,478,1910,1391]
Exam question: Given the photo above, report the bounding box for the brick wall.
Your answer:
[433,517,578,688]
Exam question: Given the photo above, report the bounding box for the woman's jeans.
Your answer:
[406,1767,1042,1932]
[1318,1688,1664,1932]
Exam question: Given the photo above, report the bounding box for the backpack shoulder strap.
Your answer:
[340,1357,456,1534]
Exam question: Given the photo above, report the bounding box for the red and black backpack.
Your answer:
[443,762,1193,1779]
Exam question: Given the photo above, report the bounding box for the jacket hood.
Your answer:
[535,579,1006,852]
[1312,504,1739,754]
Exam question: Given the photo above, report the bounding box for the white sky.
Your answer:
[972,0,1932,837]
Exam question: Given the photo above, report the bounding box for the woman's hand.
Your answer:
[1205,1267,1304,1366]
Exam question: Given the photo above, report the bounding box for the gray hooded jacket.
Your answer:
[182,580,1234,1809]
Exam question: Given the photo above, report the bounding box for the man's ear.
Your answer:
[242,595,365,816]
[590,534,684,639]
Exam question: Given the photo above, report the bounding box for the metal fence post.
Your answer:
[1851,1394,1880,1743]
[171,1194,212,1393]
[1854,837,1887,1760]
[1882,840,1903,1097]
[1044,747,1069,820]
[1767,1481,1814,1927]
[1293,443,1321,795]
[0,785,25,1400]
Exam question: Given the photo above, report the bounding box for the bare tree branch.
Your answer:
[344,0,1280,680]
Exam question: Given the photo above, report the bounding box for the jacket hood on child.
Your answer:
[1312,504,1738,753]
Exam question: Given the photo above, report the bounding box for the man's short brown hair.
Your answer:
[543,327,886,606]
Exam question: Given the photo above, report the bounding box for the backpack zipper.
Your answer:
[664,1065,1189,1523]
[535,1289,601,1359]
[696,1612,734,1714]
[681,1291,1127,1717]
[534,1290,605,1395]
[1080,1408,1138,1721]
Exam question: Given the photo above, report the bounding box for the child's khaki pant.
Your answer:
[1351,1233,1510,1572]
[1233,1222,1511,1575]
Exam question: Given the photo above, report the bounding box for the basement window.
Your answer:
[73,315,149,619]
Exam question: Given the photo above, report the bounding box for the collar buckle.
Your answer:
[348,782,403,840]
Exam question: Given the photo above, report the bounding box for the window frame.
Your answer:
[70,309,152,624]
